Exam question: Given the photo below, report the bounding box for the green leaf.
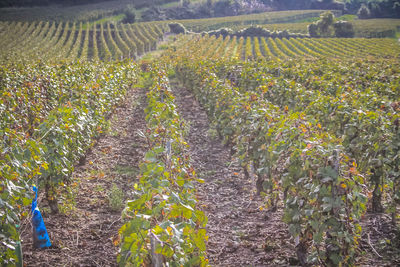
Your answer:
[153,225,164,235]
[329,253,341,265]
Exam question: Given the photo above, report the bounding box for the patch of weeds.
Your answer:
[263,239,276,252]
[225,161,234,167]
[108,127,120,137]
[131,142,141,149]
[167,68,176,79]
[102,120,112,134]
[113,165,139,178]
[206,126,219,140]
[131,98,141,109]
[107,183,125,211]
[215,179,225,185]
[94,184,104,192]
[236,230,246,240]
[88,169,107,180]
[90,198,102,206]
[58,181,79,216]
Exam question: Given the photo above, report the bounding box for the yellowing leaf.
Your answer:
[41,162,49,170]
[167,226,173,235]
[112,235,120,246]
[260,144,267,150]
[349,167,357,175]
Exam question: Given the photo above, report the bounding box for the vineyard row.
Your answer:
[0,60,138,264]
[168,45,400,265]
[0,21,168,63]
[119,66,207,266]
[175,34,400,60]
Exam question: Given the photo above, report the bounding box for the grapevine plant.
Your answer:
[218,58,400,216]
[118,65,208,266]
[0,60,137,265]
[174,57,368,265]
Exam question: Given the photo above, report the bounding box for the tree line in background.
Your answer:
[141,0,328,21]
[0,0,399,20]
[0,0,114,7]
[0,0,177,9]
[353,0,400,19]
[268,0,400,19]
[139,0,400,22]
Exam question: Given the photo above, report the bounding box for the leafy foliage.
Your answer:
[308,11,354,37]
[0,60,138,264]
[206,25,308,38]
[122,7,136,24]
[169,46,400,264]
[333,20,355,37]
[168,23,188,34]
[118,65,208,266]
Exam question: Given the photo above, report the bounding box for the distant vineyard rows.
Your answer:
[174,34,400,60]
[225,19,400,38]
[0,21,168,63]
[178,10,339,32]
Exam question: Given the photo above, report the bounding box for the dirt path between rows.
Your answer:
[171,82,297,266]
[21,88,147,266]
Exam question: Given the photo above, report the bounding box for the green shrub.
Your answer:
[334,20,355,37]
[122,8,136,24]
[168,23,187,34]
[107,183,124,211]
[207,27,233,37]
